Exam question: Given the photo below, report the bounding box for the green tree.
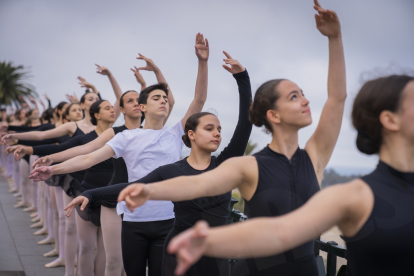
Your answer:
[244,140,257,156]
[0,61,37,107]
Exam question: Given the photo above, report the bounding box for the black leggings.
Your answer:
[121,219,174,276]
[162,225,230,276]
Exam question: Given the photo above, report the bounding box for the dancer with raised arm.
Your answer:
[2,64,123,145]
[168,74,414,276]
[116,2,346,275]
[31,58,171,276]
[31,32,209,276]
[65,52,252,276]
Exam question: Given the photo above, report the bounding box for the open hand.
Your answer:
[130,66,146,86]
[222,51,245,74]
[2,134,14,145]
[195,33,209,61]
[117,183,150,212]
[32,156,53,168]
[66,93,79,104]
[136,54,159,72]
[5,145,20,155]
[64,196,89,217]
[95,64,111,76]
[13,146,28,161]
[29,166,53,182]
[313,0,341,38]
[78,76,96,90]
[43,94,50,101]
[29,96,36,104]
[168,221,210,276]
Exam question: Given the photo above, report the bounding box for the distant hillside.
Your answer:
[321,168,362,188]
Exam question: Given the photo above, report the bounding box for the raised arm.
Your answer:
[95,64,123,120]
[32,128,116,167]
[118,156,258,212]
[2,122,75,143]
[29,97,39,113]
[29,145,115,182]
[78,76,99,95]
[305,0,347,182]
[180,33,209,129]
[130,66,147,91]
[168,180,372,275]
[217,51,253,162]
[136,53,175,124]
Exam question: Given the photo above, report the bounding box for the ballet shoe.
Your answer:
[45,258,65,268]
[30,221,44,229]
[14,201,29,208]
[33,227,48,235]
[23,206,37,212]
[8,188,18,193]
[43,248,59,257]
[37,237,55,245]
[30,212,38,218]
[31,216,41,222]
[13,192,22,197]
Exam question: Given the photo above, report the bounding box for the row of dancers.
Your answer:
[1,1,414,275]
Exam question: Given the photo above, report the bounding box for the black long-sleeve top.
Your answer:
[83,69,252,228]
[8,123,55,132]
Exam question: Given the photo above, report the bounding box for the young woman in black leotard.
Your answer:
[66,53,252,276]
[27,99,118,276]
[117,2,346,275]
[167,74,414,276]
[32,32,209,276]
[30,58,170,276]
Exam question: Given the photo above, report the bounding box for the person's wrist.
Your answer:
[328,33,342,40]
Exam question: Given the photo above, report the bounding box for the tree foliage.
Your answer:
[0,61,37,108]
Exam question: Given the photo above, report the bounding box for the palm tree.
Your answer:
[0,61,37,108]
[244,140,258,156]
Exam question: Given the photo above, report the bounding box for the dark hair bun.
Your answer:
[182,134,192,148]
[356,132,379,155]
[249,102,265,128]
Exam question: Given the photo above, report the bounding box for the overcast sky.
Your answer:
[1,0,413,172]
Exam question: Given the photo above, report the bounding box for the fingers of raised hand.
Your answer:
[223,51,232,59]
[222,65,232,73]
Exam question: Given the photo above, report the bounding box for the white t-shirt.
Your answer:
[106,121,184,222]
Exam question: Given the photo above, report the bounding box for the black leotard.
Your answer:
[82,69,252,276]
[231,146,320,276]
[8,123,55,132]
[343,161,414,276]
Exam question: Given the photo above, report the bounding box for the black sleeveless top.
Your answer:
[344,161,414,276]
[234,146,320,276]
[108,125,129,186]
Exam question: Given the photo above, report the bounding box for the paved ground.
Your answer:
[0,176,65,276]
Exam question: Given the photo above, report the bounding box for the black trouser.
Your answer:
[122,218,174,276]
[162,224,230,276]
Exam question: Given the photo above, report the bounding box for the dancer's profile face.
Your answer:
[121,91,142,119]
[272,80,312,129]
[140,89,169,119]
[394,81,414,141]
[31,109,39,118]
[67,104,83,121]
[81,93,100,111]
[189,114,221,152]
[96,101,115,123]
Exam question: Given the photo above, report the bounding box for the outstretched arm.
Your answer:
[136,54,175,124]
[32,128,115,167]
[180,33,209,129]
[168,181,372,275]
[118,156,258,212]
[95,64,123,120]
[305,0,347,183]
[29,145,115,181]
[2,122,75,143]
